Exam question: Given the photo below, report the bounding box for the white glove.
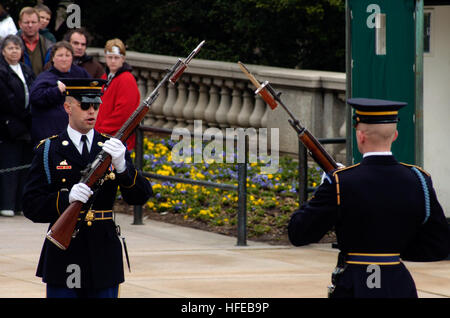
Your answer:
[69,183,93,204]
[320,163,345,185]
[102,138,127,173]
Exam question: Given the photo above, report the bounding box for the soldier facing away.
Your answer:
[288,98,450,298]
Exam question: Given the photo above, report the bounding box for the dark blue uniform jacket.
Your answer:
[288,155,450,298]
[23,130,152,289]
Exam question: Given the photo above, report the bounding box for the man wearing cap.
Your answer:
[288,98,450,298]
[22,78,152,298]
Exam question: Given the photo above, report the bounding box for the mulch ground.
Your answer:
[115,200,336,246]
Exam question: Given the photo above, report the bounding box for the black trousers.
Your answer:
[46,284,119,298]
[0,140,33,212]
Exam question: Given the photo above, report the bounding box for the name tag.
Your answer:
[56,165,72,170]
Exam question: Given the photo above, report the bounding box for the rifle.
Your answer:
[46,40,206,250]
[237,61,338,173]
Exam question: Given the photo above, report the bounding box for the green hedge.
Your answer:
[5,0,345,71]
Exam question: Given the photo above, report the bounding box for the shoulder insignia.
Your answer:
[400,162,430,177]
[35,135,58,150]
[332,163,360,177]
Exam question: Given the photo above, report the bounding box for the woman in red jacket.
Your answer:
[95,38,140,150]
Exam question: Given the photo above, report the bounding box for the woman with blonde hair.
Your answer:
[95,38,140,150]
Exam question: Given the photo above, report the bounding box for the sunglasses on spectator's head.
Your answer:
[80,103,100,111]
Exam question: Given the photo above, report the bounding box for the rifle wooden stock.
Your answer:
[46,40,205,250]
[299,129,338,173]
[257,88,278,110]
[46,201,83,250]
[169,63,187,84]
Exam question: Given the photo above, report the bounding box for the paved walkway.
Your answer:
[0,213,449,298]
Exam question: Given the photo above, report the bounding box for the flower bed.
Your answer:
[133,135,323,242]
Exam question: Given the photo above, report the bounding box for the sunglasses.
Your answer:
[79,103,100,111]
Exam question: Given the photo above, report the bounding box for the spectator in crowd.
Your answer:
[29,41,90,146]
[0,5,18,40]
[35,3,57,43]
[64,28,104,78]
[0,35,35,217]
[53,2,69,42]
[95,38,140,150]
[17,6,53,76]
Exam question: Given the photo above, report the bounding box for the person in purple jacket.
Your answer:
[30,41,91,146]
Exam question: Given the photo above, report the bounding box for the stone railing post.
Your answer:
[143,71,156,126]
[192,77,210,130]
[204,78,222,128]
[227,81,244,128]
[183,76,199,130]
[162,80,178,129]
[172,76,189,128]
[149,71,167,128]
[249,95,265,128]
[237,84,254,128]
[215,79,233,129]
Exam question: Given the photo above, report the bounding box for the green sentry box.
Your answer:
[346,0,423,165]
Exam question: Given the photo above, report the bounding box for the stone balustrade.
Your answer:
[87,48,347,160]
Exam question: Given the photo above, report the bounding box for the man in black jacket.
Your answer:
[23,78,152,298]
[64,28,105,78]
[288,98,450,298]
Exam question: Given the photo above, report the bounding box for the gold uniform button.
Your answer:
[62,178,66,183]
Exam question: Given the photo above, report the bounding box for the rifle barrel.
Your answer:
[185,40,205,64]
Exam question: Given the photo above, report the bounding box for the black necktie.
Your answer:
[81,135,90,163]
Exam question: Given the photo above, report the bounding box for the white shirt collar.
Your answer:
[9,63,25,81]
[67,125,94,154]
[363,151,392,158]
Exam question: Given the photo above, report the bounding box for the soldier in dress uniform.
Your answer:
[288,98,450,298]
[22,78,153,298]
